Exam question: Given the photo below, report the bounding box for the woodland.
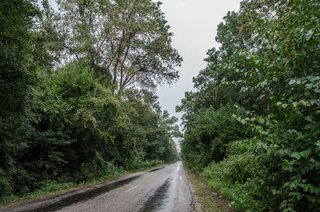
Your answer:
[1,0,320,211]
[0,0,181,203]
[178,0,320,211]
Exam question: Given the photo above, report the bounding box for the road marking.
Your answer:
[125,185,139,192]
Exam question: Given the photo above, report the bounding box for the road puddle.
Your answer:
[8,176,140,212]
[139,178,170,212]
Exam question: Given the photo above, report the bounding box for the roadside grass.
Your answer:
[0,163,168,210]
[184,164,234,212]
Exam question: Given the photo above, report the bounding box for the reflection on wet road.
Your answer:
[1,162,193,212]
[140,178,171,212]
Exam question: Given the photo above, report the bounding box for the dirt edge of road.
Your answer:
[183,163,234,212]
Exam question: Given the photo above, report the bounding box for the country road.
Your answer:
[1,161,193,212]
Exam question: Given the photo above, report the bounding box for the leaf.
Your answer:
[305,116,313,122]
[289,79,296,85]
[291,152,301,160]
[300,150,310,159]
[306,29,314,40]
[257,117,265,124]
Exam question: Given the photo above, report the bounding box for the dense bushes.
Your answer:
[181,106,251,171]
[0,0,40,198]
[0,0,180,203]
[0,58,179,201]
[179,0,320,211]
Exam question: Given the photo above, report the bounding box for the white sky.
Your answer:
[155,0,241,123]
[45,0,242,125]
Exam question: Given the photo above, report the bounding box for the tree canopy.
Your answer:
[0,0,181,203]
[54,0,182,92]
[179,0,320,211]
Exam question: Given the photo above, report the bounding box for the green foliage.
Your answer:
[201,150,268,211]
[178,10,259,173]
[1,55,179,202]
[180,0,320,211]
[55,0,182,92]
[1,55,180,202]
[181,106,251,171]
[0,0,40,199]
[8,59,112,191]
[230,0,320,210]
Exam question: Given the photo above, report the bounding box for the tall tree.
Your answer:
[182,0,320,210]
[0,0,181,202]
[0,0,40,197]
[56,0,182,92]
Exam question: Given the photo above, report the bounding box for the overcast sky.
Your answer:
[155,0,241,123]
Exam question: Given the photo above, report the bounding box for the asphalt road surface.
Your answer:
[2,161,193,212]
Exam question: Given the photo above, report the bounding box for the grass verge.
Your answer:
[183,163,234,212]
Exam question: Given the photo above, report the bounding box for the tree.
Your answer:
[232,0,320,210]
[191,0,320,210]
[31,0,65,70]
[0,0,40,197]
[56,0,182,92]
[177,11,258,170]
[124,91,180,166]
[0,0,181,202]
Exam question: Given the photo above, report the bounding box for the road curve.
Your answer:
[1,161,193,212]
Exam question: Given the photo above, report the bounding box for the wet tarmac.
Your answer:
[1,162,193,212]
[139,178,171,212]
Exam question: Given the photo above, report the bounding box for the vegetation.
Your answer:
[2,0,320,211]
[0,0,180,204]
[179,0,320,211]
[184,164,233,212]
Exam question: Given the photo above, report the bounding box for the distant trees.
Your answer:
[0,0,180,202]
[179,0,320,211]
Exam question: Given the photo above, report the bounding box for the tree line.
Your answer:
[178,0,320,211]
[0,0,181,203]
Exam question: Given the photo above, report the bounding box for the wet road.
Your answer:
[2,161,193,212]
